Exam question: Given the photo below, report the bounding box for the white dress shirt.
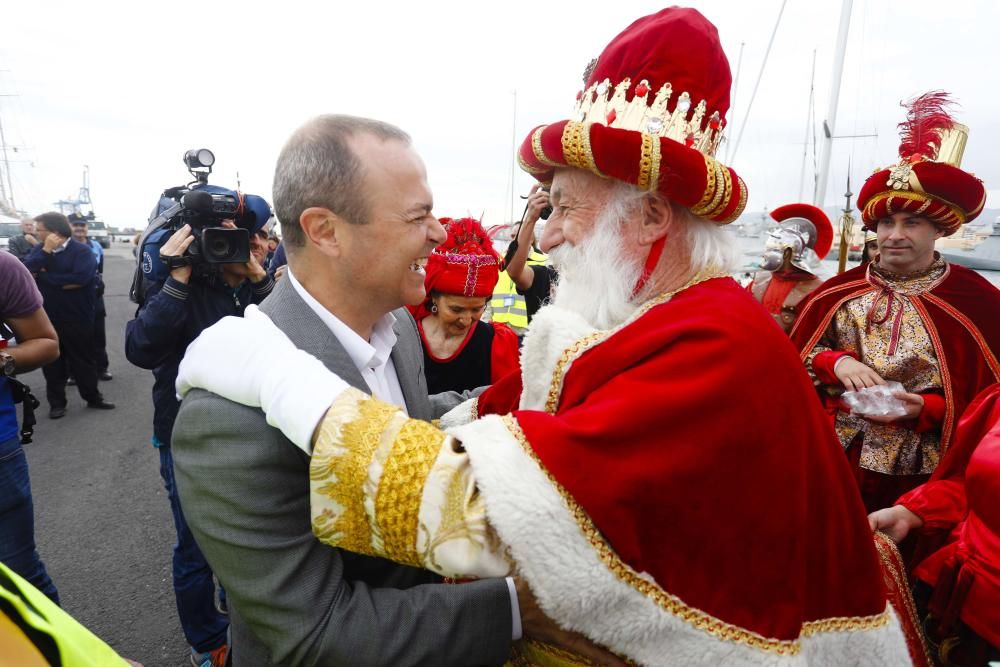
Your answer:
[286,268,407,412]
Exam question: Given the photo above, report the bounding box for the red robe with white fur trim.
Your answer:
[453,276,909,662]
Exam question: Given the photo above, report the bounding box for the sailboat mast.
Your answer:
[0,104,13,211]
[798,50,817,202]
[814,0,853,208]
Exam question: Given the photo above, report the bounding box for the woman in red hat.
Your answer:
[408,218,519,394]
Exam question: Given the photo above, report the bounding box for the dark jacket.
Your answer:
[6,235,37,261]
[22,240,98,324]
[125,273,274,445]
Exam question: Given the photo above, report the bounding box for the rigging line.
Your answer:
[723,42,745,165]
[729,0,788,166]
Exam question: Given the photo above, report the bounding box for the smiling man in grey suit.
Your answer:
[170,115,589,666]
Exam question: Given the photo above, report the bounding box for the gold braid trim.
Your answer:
[561,121,603,177]
[310,388,396,554]
[502,414,895,654]
[532,126,558,167]
[374,418,446,567]
[868,190,967,227]
[689,155,718,215]
[721,175,749,224]
[704,163,733,219]
[636,133,655,191]
[544,270,728,414]
[649,136,662,192]
[501,415,801,655]
[517,151,548,176]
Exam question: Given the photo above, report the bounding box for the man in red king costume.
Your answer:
[177,8,910,665]
[790,92,1000,514]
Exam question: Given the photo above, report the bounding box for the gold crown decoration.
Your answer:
[574,77,725,158]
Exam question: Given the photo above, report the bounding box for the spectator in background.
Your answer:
[409,217,520,394]
[22,212,114,419]
[70,220,111,381]
[264,231,279,270]
[7,219,39,261]
[0,250,60,602]
[125,192,274,667]
[498,185,557,329]
[267,239,287,281]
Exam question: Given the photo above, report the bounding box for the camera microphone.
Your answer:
[181,190,215,213]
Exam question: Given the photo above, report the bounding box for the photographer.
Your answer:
[498,185,557,327]
[125,191,274,667]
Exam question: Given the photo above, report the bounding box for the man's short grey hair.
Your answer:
[272,115,410,249]
[604,182,741,275]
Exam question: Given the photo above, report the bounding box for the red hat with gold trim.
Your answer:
[517,7,747,224]
[858,91,985,236]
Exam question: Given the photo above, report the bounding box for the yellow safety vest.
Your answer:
[490,251,548,334]
[0,562,127,666]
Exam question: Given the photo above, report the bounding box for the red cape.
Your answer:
[498,278,889,640]
[790,262,1000,456]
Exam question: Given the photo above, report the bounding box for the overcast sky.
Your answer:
[2,0,998,230]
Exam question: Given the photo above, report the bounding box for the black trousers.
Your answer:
[43,319,102,408]
[94,296,108,372]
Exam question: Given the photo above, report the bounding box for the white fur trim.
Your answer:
[455,415,911,666]
[438,397,479,430]
[518,305,599,411]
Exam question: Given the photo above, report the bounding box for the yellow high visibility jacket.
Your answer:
[0,562,127,666]
[490,250,548,333]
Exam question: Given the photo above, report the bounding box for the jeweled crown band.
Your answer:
[575,77,724,158]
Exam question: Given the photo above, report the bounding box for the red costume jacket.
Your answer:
[790,262,1000,457]
[898,384,1000,647]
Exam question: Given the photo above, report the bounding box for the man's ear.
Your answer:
[300,207,345,257]
[637,195,672,246]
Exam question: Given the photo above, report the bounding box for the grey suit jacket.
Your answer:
[171,278,512,666]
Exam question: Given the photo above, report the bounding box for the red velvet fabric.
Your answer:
[511,278,888,640]
[476,371,521,418]
[770,203,834,259]
[586,8,731,116]
[896,385,1000,646]
[488,323,520,384]
[515,8,748,224]
[791,263,1000,456]
[858,162,986,234]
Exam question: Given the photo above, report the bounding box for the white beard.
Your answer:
[548,208,644,331]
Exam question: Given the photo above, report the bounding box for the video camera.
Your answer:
[129,149,272,304]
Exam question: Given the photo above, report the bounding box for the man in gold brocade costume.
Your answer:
[791,92,1000,513]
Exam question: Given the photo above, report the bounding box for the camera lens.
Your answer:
[209,236,233,260]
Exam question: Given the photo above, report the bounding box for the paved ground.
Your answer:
[22,243,192,666]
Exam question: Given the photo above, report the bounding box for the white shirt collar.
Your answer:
[286,267,398,372]
[53,237,71,254]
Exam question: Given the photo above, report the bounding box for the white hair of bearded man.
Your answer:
[548,183,740,330]
[549,185,644,330]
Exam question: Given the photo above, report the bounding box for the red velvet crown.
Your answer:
[517,7,748,224]
[858,92,986,236]
[770,203,834,260]
[424,217,501,299]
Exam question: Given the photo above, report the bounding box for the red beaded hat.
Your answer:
[858,91,986,236]
[770,203,834,260]
[517,7,747,224]
[424,217,501,299]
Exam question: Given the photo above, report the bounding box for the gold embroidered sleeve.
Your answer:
[309,388,511,579]
[804,318,839,386]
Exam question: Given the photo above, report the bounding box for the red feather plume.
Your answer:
[437,217,499,258]
[897,91,955,161]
